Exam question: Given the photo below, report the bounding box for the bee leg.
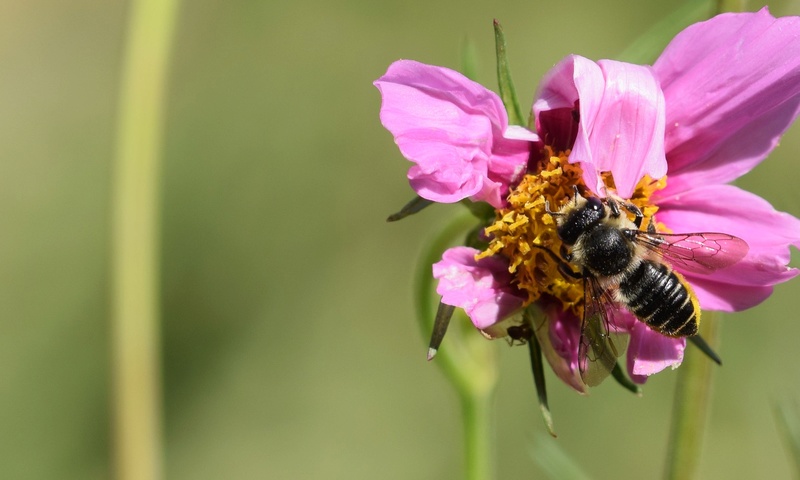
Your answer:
[530,244,582,280]
[607,198,622,218]
[558,263,583,280]
[646,217,657,233]
[622,202,644,229]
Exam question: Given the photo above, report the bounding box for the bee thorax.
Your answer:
[573,225,635,277]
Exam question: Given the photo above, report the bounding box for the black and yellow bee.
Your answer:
[545,188,749,386]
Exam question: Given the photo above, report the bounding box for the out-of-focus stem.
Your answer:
[462,390,495,480]
[111,1,180,479]
[414,211,497,480]
[663,313,722,480]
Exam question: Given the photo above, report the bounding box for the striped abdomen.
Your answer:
[618,260,699,337]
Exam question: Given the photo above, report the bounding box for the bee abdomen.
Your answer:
[619,260,698,337]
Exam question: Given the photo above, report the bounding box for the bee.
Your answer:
[544,187,749,386]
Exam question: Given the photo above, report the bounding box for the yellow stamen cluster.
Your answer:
[477,148,667,318]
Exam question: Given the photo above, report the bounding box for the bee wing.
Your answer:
[578,276,629,387]
[632,231,749,275]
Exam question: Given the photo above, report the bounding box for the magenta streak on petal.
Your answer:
[654,8,800,192]
[374,60,535,208]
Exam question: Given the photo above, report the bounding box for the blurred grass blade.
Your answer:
[493,20,524,126]
[427,302,455,360]
[616,0,713,64]
[774,401,800,476]
[525,308,556,437]
[611,362,642,396]
[689,334,723,366]
[386,195,434,222]
[460,36,479,81]
[531,433,593,480]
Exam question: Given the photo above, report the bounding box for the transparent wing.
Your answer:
[578,276,629,387]
[632,231,749,275]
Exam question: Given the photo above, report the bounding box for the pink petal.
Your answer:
[533,55,605,194]
[432,247,526,330]
[627,323,685,383]
[591,60,666,198]
[656,184,800,311]
[375,60,536,208]
[533,56,666,198]
[653,8,800,192]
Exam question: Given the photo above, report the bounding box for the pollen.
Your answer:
[477,148,667,318]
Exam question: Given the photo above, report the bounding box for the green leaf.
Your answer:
[493,20,525,126]
[616,0,714,65]
[525,307,556,437]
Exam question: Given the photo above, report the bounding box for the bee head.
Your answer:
[553,193,606,246]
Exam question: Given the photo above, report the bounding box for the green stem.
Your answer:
[663,312,722,480]
[414,211,498,480]
[111,1,180,479]
[462,391,495,480]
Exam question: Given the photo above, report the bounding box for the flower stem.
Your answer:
[462,390,495,480]
[414,211,498,480]
[110,1,180,479]
[663,312,722,480]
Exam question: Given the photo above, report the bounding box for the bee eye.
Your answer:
[586,197,603,211]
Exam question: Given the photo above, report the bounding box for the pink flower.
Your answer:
[377,9,800,390]
[374,60,538,209]
[432,247,527,336]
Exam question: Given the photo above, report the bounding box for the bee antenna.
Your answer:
[544,199,560,216]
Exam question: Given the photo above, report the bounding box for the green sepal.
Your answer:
[427,302,455,360]
[459,198,495,222]
[688,334,723,366]
[525,307,556,437]
[463,224,489,251]
[611,362,642,396]
[493,20,525,126]
[386,195,434,222]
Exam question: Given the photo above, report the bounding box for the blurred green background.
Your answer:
[2,0,800,478]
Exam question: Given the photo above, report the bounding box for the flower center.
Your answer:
[477,147,667,318]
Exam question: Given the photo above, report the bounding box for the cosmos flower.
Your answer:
[375,8,800,391]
